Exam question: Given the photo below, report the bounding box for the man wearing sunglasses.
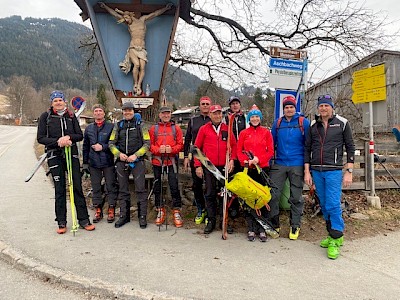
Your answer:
[183,96,212,225]
[304,94,355,260]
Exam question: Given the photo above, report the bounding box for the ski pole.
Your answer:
[65,146,78,235]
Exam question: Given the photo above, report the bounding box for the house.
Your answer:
[305,50,400,133]
[172,106,199,125]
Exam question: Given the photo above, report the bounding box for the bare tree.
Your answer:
[170,0,397,88]
[7,76,37,124]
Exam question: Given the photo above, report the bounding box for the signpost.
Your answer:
[270,46,307,60]
[351,63,386,209]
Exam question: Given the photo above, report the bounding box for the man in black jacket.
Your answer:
[109,102,149,229]
[183,96,211,224]
[83,104,118,223]
[37,90,95,234]
[304,94,355,260]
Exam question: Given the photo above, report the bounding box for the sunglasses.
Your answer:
[318,94,333,101]
[201,103,210,106]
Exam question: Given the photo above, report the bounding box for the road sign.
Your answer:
[351,86,386,104]
[269,58,307,72]
[71,96,85,110]
[351,64,386,103]
[275,89,302,119]
[352,75,386,92]
[352,64,384,79]
[270,46,307,60]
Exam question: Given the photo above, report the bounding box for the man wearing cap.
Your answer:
[225,96,248,142]
[269,96,310,240]
[109,101,149,229]
[194,104,237,234]
[149,106,184,227]
[304,94,355,259]
[183,96,211,225]
[83,104,118,224]
[37,90,95,234]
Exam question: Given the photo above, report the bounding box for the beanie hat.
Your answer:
[317,94,334,108]
[50,90,65,102]
[282,95,296,108]
[228,96,241,105]
[246,104,263,123]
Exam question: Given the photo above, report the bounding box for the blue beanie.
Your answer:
[317,94,334,108]
[246,104,263,123]
[50,90,66,102]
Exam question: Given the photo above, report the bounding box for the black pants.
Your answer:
[47,153,90,226]
[190,159,205,210]
[89,165,118,207]
[244,168,269,234]
[203,166,224,225]
[153,164,182,208]
[115,160,147,217]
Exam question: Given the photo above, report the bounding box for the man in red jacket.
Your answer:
[149,106,184,227]
[194,104,237,234]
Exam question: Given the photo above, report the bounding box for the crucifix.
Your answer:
[97,1,174,96]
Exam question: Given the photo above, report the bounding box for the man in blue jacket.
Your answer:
[269,96,310,240]
[304,95,355,259]
[83,104,118,224]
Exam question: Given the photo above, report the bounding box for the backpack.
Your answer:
[154,123,177,141]
[276,116,305,135]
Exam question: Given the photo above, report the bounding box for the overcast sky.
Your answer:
[0,0,399,84]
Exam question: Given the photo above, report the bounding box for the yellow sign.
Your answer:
[352,64,385,80]
[352,74,386,92]
[351,86,386,104]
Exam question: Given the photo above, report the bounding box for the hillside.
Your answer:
[0,16,208,100]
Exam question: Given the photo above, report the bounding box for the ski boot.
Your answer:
[107,206,115,223]
[173,209,183,228]
[155,207,166,226]
[195,209,206,225]
[327,237,344,260]
[93,207,103,223]
[289,227,300,240]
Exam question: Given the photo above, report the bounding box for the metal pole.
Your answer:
[369,100,376,196]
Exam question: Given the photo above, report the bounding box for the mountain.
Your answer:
[0,16,207,100]
[0,16,102,90]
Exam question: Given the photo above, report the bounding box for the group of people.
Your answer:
[37,90,354,260]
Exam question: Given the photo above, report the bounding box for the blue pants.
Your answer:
[311,170,344,236]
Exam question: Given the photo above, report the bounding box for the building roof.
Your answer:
[308,49,400,91]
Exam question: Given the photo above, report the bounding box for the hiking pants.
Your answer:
[47,154,90,226]
[244,168,269,234]
[311,169,344,236]
[89,166,118,208]
[190,159,205,210]
[268,165,304,228]
[153,164,182,208]
[203,166,224,225]
[115,160,147,217]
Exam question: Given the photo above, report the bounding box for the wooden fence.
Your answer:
[345,140,400,190]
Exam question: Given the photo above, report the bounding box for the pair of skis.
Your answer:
[24,99,86,182]
[191,139,279,239]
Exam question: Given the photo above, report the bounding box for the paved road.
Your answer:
[0,125,399,300]
[0,258,102,300]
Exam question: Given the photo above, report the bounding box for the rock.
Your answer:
[350,212,369,220]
